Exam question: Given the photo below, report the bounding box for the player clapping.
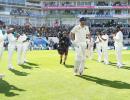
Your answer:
[113,26,123,68]
[7,28,17,69]
[100,31,109,65]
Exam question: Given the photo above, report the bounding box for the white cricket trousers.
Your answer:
[115,46,123,66]
[23,42,29,62]
[17,42,29,64]
[0,44,4,59]
[74,42,86,74]
[96,43,102,62]
[102,46,109,64]
[8,44,15,68]
[87,43,93,60]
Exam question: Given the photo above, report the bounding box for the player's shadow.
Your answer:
[9,69,29,76]
[64,64,87,69]
[0,79,25,97]
[108,62,117,66]
[25,62,39,66]
[64,64,74,68]
[20,64,39,69]
[121,66,130,70]
[92,59,98,62]
[77,75,130,89]
[109,62,130,70]
[92,59,104,63]
[20,65,33,69]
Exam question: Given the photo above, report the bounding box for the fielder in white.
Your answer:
[113,26,123,68]
[100,31,109,64]
[70,17,90,75]
[0,21,5,78]
[17,33,29,65]
[0,24,4,60]
[7,28,17,69]
[86,34,94,60]
[22,35,30,63]
[95,32,102,62]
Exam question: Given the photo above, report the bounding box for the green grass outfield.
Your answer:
[0,50,130,100]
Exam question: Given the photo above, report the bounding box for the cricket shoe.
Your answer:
[0,74,5,79]
[117,64,123,68]
[8,66,14,70]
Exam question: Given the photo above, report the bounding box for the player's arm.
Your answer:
[0,37,2,43]
[113,32,120,42]
[70,26,77,41]
[86,27,91,39]
[70,32,75,41]
[7,33,16,42]
[100,36,107,41]
[16,34,20,40]
[7,28,17,41]
[23,36,30,43]
[95,37,99,43]
[97,35,102,42]
[0,31,3,43]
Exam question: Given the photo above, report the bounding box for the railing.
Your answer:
[77,14,130,18]
[42,6,130,10]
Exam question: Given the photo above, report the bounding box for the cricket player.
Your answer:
[70,17,90,76]
[100,31,109,64]
[22,23,32,63]
[0,21,5,78]
[95,31,102,62]
[17,33,29,65]
[86,34,94,60]
[113,26,123,68]
[7,28,17,69]
[23,34,30,63]
[0,21,4,59]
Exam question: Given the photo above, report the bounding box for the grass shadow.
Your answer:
[109,62,130,70]
[64,64,74,68]
[25,62,39,66]
[20,65,33,69]
[92,59,98,62]
[9,69,29,76]
[19,64,39,69]
[121,66,130,70]
[64,64,88,69]
[0,79,25,97]
[77,75,130,89]
[109,62,117,66]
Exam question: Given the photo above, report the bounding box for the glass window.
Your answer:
[122,10,128,14]
[84,2,91,6]
[7,0,25,5]
[115,10,121,14]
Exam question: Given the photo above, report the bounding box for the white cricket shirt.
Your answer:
[71,25,90,43]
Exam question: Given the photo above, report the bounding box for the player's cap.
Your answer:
[79,17,86,21]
